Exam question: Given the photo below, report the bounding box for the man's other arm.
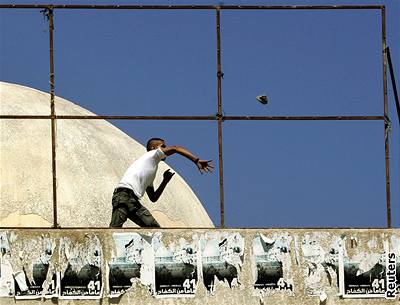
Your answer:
[161,146,213,173]
[146,169,175,202]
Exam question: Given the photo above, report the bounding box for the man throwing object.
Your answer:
[109,138,213,227]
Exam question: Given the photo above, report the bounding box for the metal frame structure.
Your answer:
[0,4,393,229]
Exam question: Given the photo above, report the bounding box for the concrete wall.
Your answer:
[0,229,399,305]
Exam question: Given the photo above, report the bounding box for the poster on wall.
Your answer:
[339,247,386,298]
[59,235,103,299]
[301,233,341,298]
[15,272,57,299]
[201,232,244,293]
[0,231,14,297]
[153,233,199,298]
[252,233,293,293]
[15,237,58,299]
[108,232,154,297]
[390,235,399,296]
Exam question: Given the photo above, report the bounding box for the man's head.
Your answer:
[146,138,166,151]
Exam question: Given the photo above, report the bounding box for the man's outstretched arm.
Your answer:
[161,146,213,173]
[146,169,175,202]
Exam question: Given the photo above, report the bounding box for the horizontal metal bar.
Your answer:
[0,227,215,230]
[0,115,53,119]
[59,115,216,120]
[0,115,385,121]
[0,4,383,10]
[0,226,392,230]
[0,4,215,9]
[0,115,218,120]
[223,116,385,121]
[220,5,383,10]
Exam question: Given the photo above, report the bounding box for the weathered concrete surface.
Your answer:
[0,82,213,228]
[0,229,398,305]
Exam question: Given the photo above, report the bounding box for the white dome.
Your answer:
[0,82,213,228]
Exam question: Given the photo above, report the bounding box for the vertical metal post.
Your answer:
[381,7,391,228]
[386,47,400,124]
[386,47,400,231]
[48,8,58,228]
[216,8,225,228]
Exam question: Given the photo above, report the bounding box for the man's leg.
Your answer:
[128,204,160,227]
[109,191,129,228]
[109,207,128,228]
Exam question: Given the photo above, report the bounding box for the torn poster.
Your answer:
[108,232,154,297]
[321,237,341,292]
[0,231,14,297]
[252,233,293,293]
[390,235,400,295]
[339,247,386,298]
[15,237,57,299]
[153,233,199,298]
[201,232,244,293]
[301,233,341,298]
[59,235,103,299]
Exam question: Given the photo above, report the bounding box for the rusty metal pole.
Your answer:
[48,8,58,228]
[0,115,386,121]
[216,8,225,228]
[386,47,400,125]
[0,4,384,10]
[381,7,391,228]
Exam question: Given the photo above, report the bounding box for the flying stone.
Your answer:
[256,95,269,105]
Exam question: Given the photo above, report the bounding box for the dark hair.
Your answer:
[146,138,164,151]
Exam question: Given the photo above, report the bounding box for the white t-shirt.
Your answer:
[117,148,166,198]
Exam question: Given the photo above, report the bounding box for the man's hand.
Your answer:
[147,169,175,202]
[163,169,175,182]
[159,145,213,174]
[196,160,213,174]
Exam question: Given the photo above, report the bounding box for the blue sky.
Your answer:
[1,0,399,228]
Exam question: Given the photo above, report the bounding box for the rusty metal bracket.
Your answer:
[384,115,392,140]
[386,46,400,126]
[40,7,52,21]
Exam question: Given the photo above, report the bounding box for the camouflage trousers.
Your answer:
[109,188,160,228]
